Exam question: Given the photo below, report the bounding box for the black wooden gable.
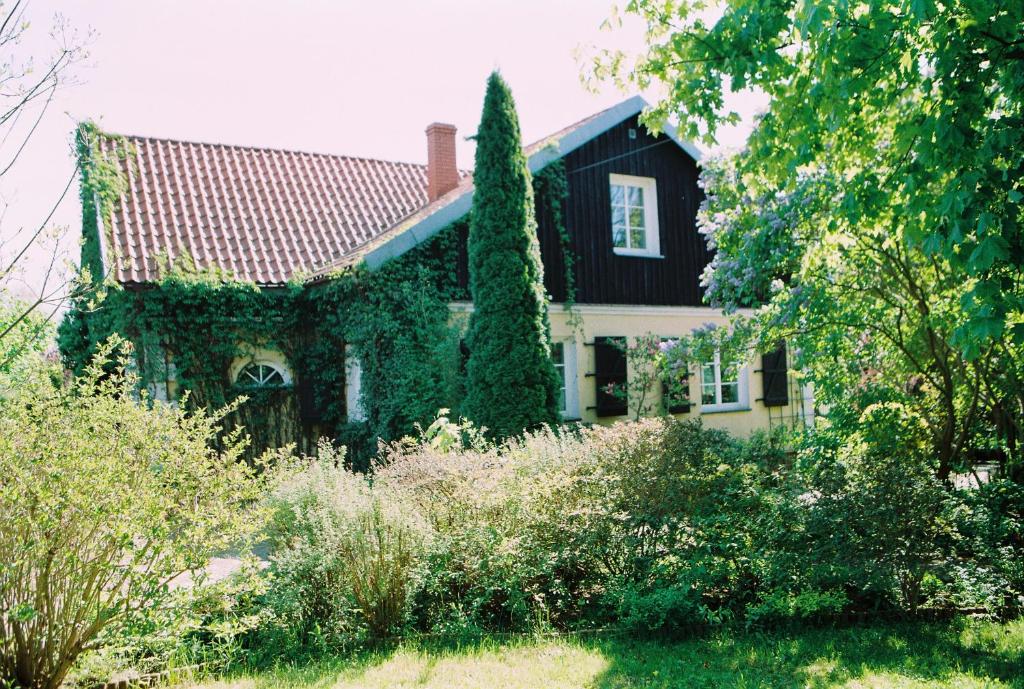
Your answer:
[445,114,709,307]
[557,116,709,306]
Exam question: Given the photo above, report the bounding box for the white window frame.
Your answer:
[234,361,291,387]
[345,345,365,422]
[552,339,580,419]
[609,173,661,258]
[699,350,749,413]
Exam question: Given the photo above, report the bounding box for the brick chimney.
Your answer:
[426,122,458,202]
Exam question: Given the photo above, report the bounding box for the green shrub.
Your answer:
[552,419,788,628]
[746,589,849,627]
[463,71,561,439]
[0,343,269,689]
[941,478,1024,612]
[67,562,269,686]
[377,431,534,632]
[72,404,1019,676]
[796,402,953,610]
[376,417,793,634]
[375,422,601,632]
[613,582,707,634]
[264,444,430,645]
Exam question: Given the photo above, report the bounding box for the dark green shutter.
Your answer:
[594,336,628,417]
[297,375,323,422]
[761,342,789,407]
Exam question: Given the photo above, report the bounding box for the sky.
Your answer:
[1,0,765,303]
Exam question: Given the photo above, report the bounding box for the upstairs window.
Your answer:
[609,174,660,257]
[236,362,289,388]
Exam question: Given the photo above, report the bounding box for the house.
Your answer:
[63,96,811,456]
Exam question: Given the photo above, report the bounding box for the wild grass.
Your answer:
[180,618,1024,689]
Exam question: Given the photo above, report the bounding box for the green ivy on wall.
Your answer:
[59,125,576,466]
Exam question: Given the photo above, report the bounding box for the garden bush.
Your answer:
[369,418,796,635]
[82,409,1022,675]
[943,478,1024,612]
[792,403,955,610]
[263,443,430,646]
[66,562,269,686]
[375,424,590,634]
[0,343,271,689]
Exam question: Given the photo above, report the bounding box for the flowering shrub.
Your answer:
[204,415,1020,663]
[263,443,430,645]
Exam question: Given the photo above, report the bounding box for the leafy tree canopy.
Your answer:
[595,0,1023,477]
[596,0,1021,348]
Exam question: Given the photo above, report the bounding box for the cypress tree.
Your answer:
[463,72,560,439]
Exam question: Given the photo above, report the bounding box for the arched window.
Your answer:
[235,362,289,388]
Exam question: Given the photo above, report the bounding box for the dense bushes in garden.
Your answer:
[0,344,274,689]
[212,409,1022,658]
[6,352,1021,687]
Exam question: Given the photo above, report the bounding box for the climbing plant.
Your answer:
[59,121,577,465]
[305,220,468,462]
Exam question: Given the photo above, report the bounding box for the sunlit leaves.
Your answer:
[595,0,1022,351]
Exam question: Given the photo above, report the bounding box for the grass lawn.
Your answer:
[182,618,1024,689]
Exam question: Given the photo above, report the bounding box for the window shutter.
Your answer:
[594,336,628,417]
[761,342,789,407]
[297,376,323,422]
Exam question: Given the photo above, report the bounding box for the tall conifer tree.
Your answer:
[463,72,560,438]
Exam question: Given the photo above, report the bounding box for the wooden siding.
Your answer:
[448,114,709,306]
[560,116,709,305]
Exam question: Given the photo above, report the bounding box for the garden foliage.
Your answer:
[209,414,1024,661]
[0,342,272,689]
[263,442,430,645]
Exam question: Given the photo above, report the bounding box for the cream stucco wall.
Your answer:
[452,302,812,438]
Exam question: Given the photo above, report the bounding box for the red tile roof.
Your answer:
[95,97,683,286]
[97,135,465,285]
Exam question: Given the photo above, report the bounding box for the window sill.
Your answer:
[699,405,750,414]
[613,248,664,259]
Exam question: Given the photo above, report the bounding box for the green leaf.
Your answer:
[968,236,1009,272]
[13,603,37,622]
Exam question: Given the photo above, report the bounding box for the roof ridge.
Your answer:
[107,130,434,171]
[523,96,643,152]
[309,95,660,278]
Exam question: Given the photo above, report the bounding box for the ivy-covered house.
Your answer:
[60,97,811,459]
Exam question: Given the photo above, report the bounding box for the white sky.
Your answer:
[2,0,766,301]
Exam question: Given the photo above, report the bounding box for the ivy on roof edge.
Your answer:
[58,143,575,466]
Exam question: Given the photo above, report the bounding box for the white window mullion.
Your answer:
[700,349,748,413]
[714,351,722,405]
[609,173,660,258]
